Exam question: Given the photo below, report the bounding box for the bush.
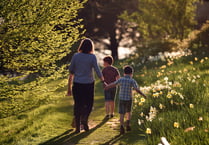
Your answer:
[189,21,209,55]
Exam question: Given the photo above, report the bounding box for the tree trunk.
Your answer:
[110,28,118,60]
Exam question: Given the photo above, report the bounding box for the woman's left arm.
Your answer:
[92,55,104,81]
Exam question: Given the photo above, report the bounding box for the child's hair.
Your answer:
[103,56,113,65]
[78,38,94,54]
[123,65,133,74]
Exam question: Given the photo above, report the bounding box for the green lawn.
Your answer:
[1,54,208,145]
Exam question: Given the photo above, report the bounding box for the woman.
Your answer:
[67,38,104,133]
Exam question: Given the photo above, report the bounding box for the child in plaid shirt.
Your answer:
[105,65,148,134]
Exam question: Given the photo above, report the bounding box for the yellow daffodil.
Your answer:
[194,57,198,61]
[160,65,166,69]
[174,122,180,128]
[140,112,144,117]
[159,103,164,109]
[140,97,146,103]
[167,61,173,66]
[146,128,152,134]
[138,102,143,106]
[189,104,194,108]
[189,61,193,65]
[153,92,159,98]
[200,59,204,63]
[167,93,172,99]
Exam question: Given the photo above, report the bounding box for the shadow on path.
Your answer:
[39,117,109,145]
[100,134,123,145]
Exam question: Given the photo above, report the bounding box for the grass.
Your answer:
[0,53,208,145]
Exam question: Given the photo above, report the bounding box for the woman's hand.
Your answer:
[67,90,72,96]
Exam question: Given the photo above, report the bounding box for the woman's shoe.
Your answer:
[83,124,89,131]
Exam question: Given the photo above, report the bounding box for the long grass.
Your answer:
[0,53,208,145]
[132,55,209,145]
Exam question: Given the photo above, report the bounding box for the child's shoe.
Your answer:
[126,120,131,131]
[110,114,114,118]
[126,125,131,131]
[120,125,125,134]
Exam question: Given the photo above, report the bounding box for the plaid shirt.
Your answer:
[114,75,138,100]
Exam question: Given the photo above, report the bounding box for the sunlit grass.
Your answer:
[0,52,208,145]
[132,54,209,145]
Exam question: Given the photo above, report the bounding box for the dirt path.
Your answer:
[62,117,121,145]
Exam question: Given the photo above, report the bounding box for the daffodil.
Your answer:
[138,102,143,106]
[171,90,177,95]
[159,103,164,109]
[138,119,142,125]
[160,65,166,69]
[167,93,172,99]
[189,61,193,65]
[189,104,194,108]
[194,57,198,61]
[174,122,180,128]
[140,97,146,103]
[198,117,203,121]
[146,128,152,134]
[164,77,168,81]
[153,92,159,98]
[167,61,173,66]
[140,112,144,117]
[200,59,204,63]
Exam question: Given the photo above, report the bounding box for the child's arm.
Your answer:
[116,75,120,80]
[105,82,117,90]
[135,88,148,98]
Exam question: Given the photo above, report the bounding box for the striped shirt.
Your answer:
[113,75,139,100]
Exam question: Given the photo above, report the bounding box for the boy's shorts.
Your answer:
[119,100,132,114]
[104,87,116,101]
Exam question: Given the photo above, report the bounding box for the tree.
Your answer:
[0,0,86,75]
[79,0,132,60]
[119,0,199,58]
[121,0,198,41]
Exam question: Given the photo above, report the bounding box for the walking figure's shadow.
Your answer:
[39,117,110,145]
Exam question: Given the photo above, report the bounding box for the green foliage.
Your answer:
[0,65,69,118]
[121,0,198,40]
[0,0,86,74]
[189,21,209,55]
[136,39,179,58]
[0,0,87,118]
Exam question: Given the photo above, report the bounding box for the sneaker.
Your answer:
[110,114,114,118]
[126,125,131,131]
[120,125,125,134]
[75,129,80,134]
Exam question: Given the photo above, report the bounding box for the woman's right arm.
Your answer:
[67,74,74,96]
[67,54,76,96]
